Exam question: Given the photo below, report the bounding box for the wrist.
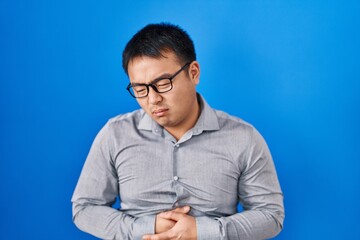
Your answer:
[133,215,156,239]
[196,216,220,240]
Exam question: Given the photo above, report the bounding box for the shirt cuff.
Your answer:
[132,215,156,240]
[196,216,220,240]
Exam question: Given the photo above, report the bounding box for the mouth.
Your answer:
[152,108,168,117]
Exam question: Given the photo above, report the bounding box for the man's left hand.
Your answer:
[142,209,197,240]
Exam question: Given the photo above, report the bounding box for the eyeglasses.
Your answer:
[126,62,191,98]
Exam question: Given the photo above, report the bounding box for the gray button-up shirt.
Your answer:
[72,95,284,240]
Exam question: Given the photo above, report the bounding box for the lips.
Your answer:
[153,108,168,117]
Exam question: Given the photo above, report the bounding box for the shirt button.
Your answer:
[175,144,180,148]
[173,176,179,181]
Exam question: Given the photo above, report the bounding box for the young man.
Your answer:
[72,23,284,240]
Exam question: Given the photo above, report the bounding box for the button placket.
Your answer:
[172,142,182,205]
[172,143,180,182]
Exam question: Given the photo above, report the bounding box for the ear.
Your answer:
[189,61,200,85]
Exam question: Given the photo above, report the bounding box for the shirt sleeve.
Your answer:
[71,122,155,239]
[209,128,285,240]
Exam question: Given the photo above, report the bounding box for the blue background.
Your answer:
[1,1,359,239]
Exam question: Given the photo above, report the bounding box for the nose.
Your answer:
[148,86,162,105]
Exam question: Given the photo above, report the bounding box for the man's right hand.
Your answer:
[155,206,190,233]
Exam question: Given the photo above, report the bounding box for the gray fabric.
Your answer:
[72,95,284,240]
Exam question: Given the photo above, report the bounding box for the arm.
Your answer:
[71,123,155,239]
[215,128,285,239]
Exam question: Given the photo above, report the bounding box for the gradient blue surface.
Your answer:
[1,1,359,239]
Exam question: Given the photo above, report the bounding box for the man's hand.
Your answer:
[143,206,197,240]
[155,206,191,234]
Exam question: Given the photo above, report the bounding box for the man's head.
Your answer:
[123,23,201,139]
[122,23,196,75]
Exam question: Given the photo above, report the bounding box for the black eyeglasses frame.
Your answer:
[126,62,191,98]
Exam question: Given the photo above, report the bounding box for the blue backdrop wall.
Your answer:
[1,1,359,239]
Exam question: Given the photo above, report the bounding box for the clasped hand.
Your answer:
[142,206,197,240]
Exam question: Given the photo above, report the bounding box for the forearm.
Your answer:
[217,208,284,240]
[72,203,155,239]
[195,207,283,240]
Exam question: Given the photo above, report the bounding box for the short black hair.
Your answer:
[122,23,196,75]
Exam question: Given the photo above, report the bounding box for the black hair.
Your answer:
[122,23,196,75]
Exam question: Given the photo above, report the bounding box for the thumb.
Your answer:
[180,205,191,213]
[171,205,190,214]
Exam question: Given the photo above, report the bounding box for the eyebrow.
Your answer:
[132,72,173,86]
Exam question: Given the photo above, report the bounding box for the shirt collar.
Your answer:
[137,93,220,134]
[193,94,220,134]
[138,110,157,131]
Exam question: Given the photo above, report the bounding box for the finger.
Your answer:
[143,231,172,240]
[172,205,190,213]
[142,235,153,240]
[159,211,184,221]
[155,215,176,233]
[142,235,150,240]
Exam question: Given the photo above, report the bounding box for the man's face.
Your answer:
[127,51,200,137]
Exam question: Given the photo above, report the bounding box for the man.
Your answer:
[72,23,284,240]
